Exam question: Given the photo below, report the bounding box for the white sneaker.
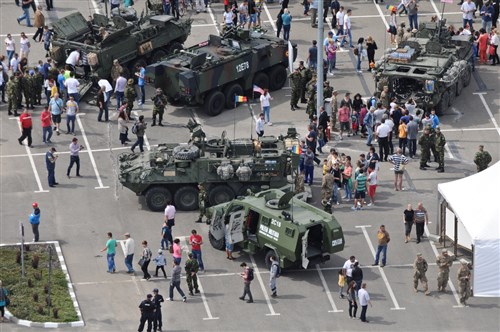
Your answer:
[268,122,273,126]
[167,298,173,301]
[367,203,373,207]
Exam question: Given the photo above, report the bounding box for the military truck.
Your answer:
[207,189,345,269]
[373,20,473,114]
[118,120,301,211]
[50,11,191,82]
[146,27,297,116]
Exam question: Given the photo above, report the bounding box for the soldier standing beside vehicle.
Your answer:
[458,259,472,305]
[473,145,492,172]
[289,68,301,111]
[185,253,200,296]
[418,127,432,170]
[413,253,429,295]
[196,184,207,223]
[298,61,310,104]
[125,78,137,119]
[6,75,19,116]
[436,249,453,292]
[151,88,167,127]
[434,127,446,173]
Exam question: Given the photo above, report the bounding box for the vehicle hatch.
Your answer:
[51,12,91,40]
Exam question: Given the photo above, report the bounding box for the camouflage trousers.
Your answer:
[437,270,449,290]
[413,272,428,291]
[429,145,438,162]
[24,91,34,108]
[8,95,18,113]
[152,108,164,122]
[420,147,430,167]
[321,187,332,202]
[459,280,471,303]
[186,273,198,292]
[331,111,337,130]
[436,149,445,169]
[126,102,134,118]
[290,88,299,108]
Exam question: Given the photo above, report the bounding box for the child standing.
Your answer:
[154,249,167,278]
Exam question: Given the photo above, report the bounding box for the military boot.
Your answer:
[195,217,202,223]
[151,118,156,127]
[290,105,295,111]
[158,114,164,126]
[437,168,444,173]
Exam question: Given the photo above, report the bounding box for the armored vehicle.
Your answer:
[146,27,297,116]
[118,120,300,211]
[50,11,191,81]
[207,189,345,269]
[373,20,473,114]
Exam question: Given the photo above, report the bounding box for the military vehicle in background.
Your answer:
[373,20,473,114]
[118,119,301,212]
[146,27,297,116]
[206,189,345,269]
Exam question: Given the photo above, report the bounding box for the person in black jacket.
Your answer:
[351,261,364,293]
[138,294,155,332]
[152,289,165,332]
[276,8,284,38]
[366,36,378,71]
[318,106,329,144]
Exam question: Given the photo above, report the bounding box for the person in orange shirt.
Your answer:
[398,119,408,155]
[478,28,489,64]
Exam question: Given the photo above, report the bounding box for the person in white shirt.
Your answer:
[124,232,135,273]
[65,50,80,71]
[65,95,79,135]
[340,9,353,48]
[114,75,127,109]
[164,201,176,230]
[10,54,19,74]
[64,72,80,101]
[255,112,265,137]
[461,0,476,30]
[358,283,372,323]
[341,256,356,297]
[67,137,83,178]
[376,118,391,161]
[367,168,378,206]
[336,6,345,36]
[19,32,31,61]
[4,34,16,62]
[98,78,113,110]
[223,7,235,29]
[259,89,273,125]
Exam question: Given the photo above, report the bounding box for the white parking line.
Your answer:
[76,114,109,189]
[356,225,405,310]
[263,3,277,32]
[315,264,343,313]
[249,255,280,316]
[473,93,500,136]
[372,0,390,29]
[445,144,454,159]
[12,118,49,193]
[207,4,221,35]
[429,0,443,19]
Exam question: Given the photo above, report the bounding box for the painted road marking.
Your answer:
[315,264,343,313]
[249,255,280,316]
[473,93,500,136]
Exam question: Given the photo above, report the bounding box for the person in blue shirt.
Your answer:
[135,64,146,105]
[282,9,292,41]
[30,202,41,242]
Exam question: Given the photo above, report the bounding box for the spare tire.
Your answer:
[173,145,200,160]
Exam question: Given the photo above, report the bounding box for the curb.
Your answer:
[1,241,85,328]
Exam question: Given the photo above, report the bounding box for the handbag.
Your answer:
[138,257,145,267]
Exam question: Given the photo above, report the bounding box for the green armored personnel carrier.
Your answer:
[373,20,473,114]
[118,120,301,211]
[146,27,297,116]
[207,189,345,269]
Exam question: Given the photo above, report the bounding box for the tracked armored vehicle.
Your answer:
[373,20,473,114]
[146,27,297,116]
[118,120,301,212]
[207,189,345,269]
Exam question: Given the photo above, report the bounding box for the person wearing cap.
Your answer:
[100,232,117,273]
[436,249,453,292]
[434,127,446,173]
[124,78,137,119]
[152,288,165,331]
[124,232,135,273]
[413,253,429,295]
[45,147,58,187]
[138,294,155,332]
[151,88,167,127]
[185,252,200,296]
[29,202,41,242]
[458,259,471,305]
[67,137,83,178]
[153,249,167,278]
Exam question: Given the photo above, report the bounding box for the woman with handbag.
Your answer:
[140,241,152,280]
[0,280,9,322]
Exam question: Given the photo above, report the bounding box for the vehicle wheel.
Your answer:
[174,186,198,211]
[268,65,287,91]
[204,90,225,116]
[208,185,235,206]
[448,85,456,106]
[145,187,172,212]
[223,83,244,109]
[463,66,472,87]
[436,91,449,115]
[167,41,183,55]
[150,49,167,64]
[265,250,279,270]
[209,232,225,250]
[173,145,200,160]
[252,72,269,95]
[456,78,463,96]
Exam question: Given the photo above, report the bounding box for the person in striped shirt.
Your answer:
[388,148,408,191]
[352,168,367,210]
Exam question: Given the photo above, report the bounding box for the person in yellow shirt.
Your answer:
[50,79,58,98]
[398,119,408,155]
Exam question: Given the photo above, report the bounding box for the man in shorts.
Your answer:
[48,92,64,136]
[352,168,367,210]
[247,0,257,29]
[388,148,409,191]
[367,167,377,206]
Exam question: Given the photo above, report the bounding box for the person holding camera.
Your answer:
[67,137,83,178]
[131,115,147,153]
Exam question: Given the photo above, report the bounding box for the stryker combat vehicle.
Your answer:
[207,189,345,269]
[146,27,297,116]
[118,119,301,211]
[373,20,473,114]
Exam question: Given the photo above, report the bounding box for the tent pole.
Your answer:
[454,216,458,257]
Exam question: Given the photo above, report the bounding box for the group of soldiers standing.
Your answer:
[6,68,44,116]
[418,124,447,173]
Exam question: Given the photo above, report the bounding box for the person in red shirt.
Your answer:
[189,230,205,272]
[338,104,350,140]
[478,28,489,65]
[18,108,33,148]
[40,107,53,144]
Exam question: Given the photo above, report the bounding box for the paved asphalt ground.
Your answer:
[0,0,499,331]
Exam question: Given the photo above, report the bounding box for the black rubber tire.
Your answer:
[145,187,172,212]
[174,186,198,211]
[150,49,167,64]
[209,232,225,250]
[173,145,200,160]
[224,83,244,109]
[204,90,225,116]
[252,72,269,95]
[167,41,183,55]
[436,91,449,115]
[208,185,235,206]
[265,250,279,270]
[463,66,472,87]
[237,184,261,196]
[268,65,287,91]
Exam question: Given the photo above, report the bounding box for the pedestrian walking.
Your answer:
[100,232,117,273]
[255,112,265,137]
[388,148,409,191]
[355,37,364,73]
[473,145,492,172]
[185,252,200,296]
[413,253,429,295]
[137,294,155,332]
[17,108,33,148]
[45,147,58,187]
[458,259,472,305]
[164,200,176,230]
[130,115,147,153]
[358,283,372,323]
[436,249,453,292]
[269,255,280,297]
[48,92,63,135]
[153,249,167,278]
[403,204,414,243]
[434,127,446,173]
[373,225,390,267]
[135,64,146,105]
[160,221,172,251]
[33,6,45,42]
[172,238,182,265]
[259,89,273,125]
[414,202,428,243]
[124,78,136,118]
[124,232,135,274]
[67,137,83,178]
[17,0,34,27]
[117,110,129,146]
[168,261,187,302]
[65,95,78,135]
[346,280,358,319]
[189,229,205,271]
[239,262,254,303]
[152,288,164,331]
[140,240,152,280]
[4,34,16,63]
[341,9,353,47]
[29,202,41,242]
[365,36,378,70]
[282,8,292,41]
[97,86,108,122]
[19,32,31,61]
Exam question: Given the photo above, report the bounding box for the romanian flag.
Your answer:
[291,145,302,155]
[235,95,248,103]
[253,85,265,95]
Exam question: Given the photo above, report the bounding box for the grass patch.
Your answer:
[0,244,79,323]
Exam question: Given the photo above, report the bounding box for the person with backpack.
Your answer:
[269,255,281,297]
[131,115,147,153]
[239,262,254,303]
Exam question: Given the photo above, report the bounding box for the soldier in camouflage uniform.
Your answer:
[6,76,19,116]
[418,127,432,170]
[288,68,301,111]
[427,125,439,164]
[15,73,23,109]
[196,183,207,223]
[380,85,390,109]
[33,67,44,105]
[110,59,123,86]
[413,253,429,295]
[436,249,453,292]
[297,61,311,104]
[321,172,333,202]
[295,170,305,194]
[124,79,137,119]
[473,145,492,172]
[434,127,446,173]
[330,90,338,131]
[457,259,472,305]
[305,74,317,120]
[24,70,36,109]
[323,81,333,103]
[185,252,200,296]
[151,88,167,126]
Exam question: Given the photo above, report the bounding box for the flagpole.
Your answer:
[234,99,237,141]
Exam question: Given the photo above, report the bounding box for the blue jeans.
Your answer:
[160,237,170,250]
[68,92,79,103]
[356,54,362,70]
[7,50,14,62]
[283,25,290,41]
[366,125,373,145]
[331,182,340,203]
[463,18,473,29]
[169,280,186,299]
[408,14,418,30]
[308,60,317,70]
[47,168,55,186]
[131,136,144,152]
[341,29,352,47]
[374,244,387,265]
[107,253,116,272]
[328,58,335,72]
[105,91,111,110]
[163,3,171,14]
[263,106,270,123]
[139,85,145,104]
[344,181,352,199]
[125,254,134,272]
[304,165,314,185]
[66,114,76,133]
[18,7,32,26]
[303,1,309,14]
[43,126,53,143]
[192,249,205,270]
[115,91,124,109]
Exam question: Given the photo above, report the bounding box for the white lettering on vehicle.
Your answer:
[259,224,279,241]
[331,238,343,247]
[271,219,281,228]
[235,61,250,73]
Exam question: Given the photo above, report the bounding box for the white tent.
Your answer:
[437,161,500,297]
